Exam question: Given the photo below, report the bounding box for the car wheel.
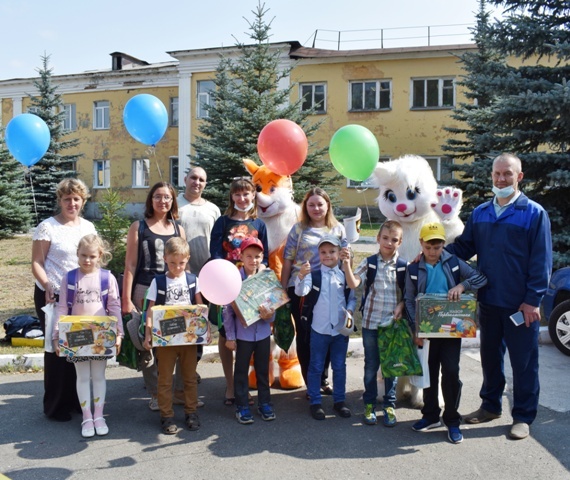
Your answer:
[548,299,570,356]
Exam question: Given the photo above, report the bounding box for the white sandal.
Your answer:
[94,417,109,436]
[81,419,95,438]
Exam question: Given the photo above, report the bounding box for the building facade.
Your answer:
[0,43,478,217]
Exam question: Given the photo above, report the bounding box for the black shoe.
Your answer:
[310,404,326,420]
[333,402,351,418]
[320,380,333,395]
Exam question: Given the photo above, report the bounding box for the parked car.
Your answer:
[542,267,570,356]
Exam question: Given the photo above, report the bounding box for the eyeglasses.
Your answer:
[152,195,172,202]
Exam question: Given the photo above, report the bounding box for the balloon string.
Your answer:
[145,145,163,181]
[27,167,39,225]
[356,186,374,229]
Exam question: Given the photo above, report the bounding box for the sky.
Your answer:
[0,0,504,81]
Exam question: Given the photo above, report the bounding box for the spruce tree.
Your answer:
[28,54,78,222]
[0,132,33,238]
[192,2,337,207]
[443,0,570,267]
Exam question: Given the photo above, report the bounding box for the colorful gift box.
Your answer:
[150,304,210,347]
[416,293,478,338]
[58,316,118,358]
[232,269,290,327]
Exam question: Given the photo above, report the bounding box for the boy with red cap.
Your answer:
[223,236,276,424]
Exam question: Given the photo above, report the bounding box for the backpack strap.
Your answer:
[299,270,322,324]
[407,262,420,291]
[155,274,168,306]
[66,268,79,315]
[185,272,197,304]
[100,268,110,312]
[395,257,407,294]
[448,255,461,286]
[359,254,378,314]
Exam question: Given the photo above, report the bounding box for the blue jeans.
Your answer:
[362,327,397,408]
[308,330,349,405]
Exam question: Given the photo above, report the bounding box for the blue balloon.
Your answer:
[5,114,50,167]
[123,94,168,146]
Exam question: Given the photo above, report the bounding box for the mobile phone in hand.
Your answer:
[510,311,525,326]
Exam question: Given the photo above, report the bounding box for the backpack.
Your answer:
[406,255,461,291]
[66,268,110,315]
[299,269,352,325]
[359,255,407,314]
[153,272,197,306]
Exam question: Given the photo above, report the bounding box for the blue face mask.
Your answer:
[492,185,515,198]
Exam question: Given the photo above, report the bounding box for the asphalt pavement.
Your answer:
[1,341,569,480]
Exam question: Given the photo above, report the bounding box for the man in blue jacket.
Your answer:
[446,153,552,440]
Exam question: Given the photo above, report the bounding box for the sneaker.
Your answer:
[236,406,254,425]
[310,404,326,421]
[383,407,397,427]
[412,418,442,432]
[448,425,463,444]
[149,396,159,412]
[257,404,276,421]
[363,404,377,425]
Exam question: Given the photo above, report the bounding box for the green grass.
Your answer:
[359,222,381,237]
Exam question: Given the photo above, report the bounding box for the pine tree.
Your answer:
[28,54,78,222]
[0,132,33,238]
[192,2,338,207]
[443,0,570,267]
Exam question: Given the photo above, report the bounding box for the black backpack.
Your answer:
[359,255,407,314]
[299,269,352,325]
[406,255,461,290]
[153,272,197,306]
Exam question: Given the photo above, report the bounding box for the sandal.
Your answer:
[185,413,201,431]
[321,385,334,396]
[160,417,178,435]
[81,419,95,438]
[224,397,235,406]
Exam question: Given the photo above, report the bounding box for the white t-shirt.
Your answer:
[177,194,221,275]
[32,216,97,293]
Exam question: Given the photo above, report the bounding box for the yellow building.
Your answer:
[0,43,477,217]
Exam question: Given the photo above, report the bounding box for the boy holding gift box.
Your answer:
[143,237,204,434]
[405,222,487,444]
[223,236,276,425]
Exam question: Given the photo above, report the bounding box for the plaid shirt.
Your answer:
[355,253,401,330]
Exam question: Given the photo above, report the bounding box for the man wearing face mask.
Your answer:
[446,153,552,441]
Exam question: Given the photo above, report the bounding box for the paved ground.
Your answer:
[1,342,568,480]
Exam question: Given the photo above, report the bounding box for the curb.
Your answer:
[0,327,551,369]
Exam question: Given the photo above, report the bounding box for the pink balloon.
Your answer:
[257,119,308,176]
[199,259,242,305]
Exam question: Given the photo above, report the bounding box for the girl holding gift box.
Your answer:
[54,234,123,438]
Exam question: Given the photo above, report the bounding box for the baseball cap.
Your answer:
[420,222,446,242]
[240,236,264,252]
[317,234,342,249]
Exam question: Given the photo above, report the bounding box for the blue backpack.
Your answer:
[66,268,110,315]
[406,255,461,290]
[360,255,408,314]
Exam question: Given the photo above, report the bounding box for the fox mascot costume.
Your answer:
[243,159,304,390]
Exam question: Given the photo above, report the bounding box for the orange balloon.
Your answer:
[257,119,308,176]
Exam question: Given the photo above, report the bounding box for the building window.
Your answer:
[93,101,110,129]
[170,97,179,127]
[350,80,391,111]
[412,78,455,109]
[93,160,110,188]
[426,156,453,182]
[169,157,179,186]
[197,80,215,118]
[300,83,326,113]
[347,157,391,188]
[62,104,76,131]
[27,106,40,115]
[132,159,150,188]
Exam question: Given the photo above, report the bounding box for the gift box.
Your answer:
[416,293,478,338]
[58,316,118,358]
[150,304,210,347]
[232,269,290,327]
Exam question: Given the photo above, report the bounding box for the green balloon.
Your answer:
[329,125,380,181]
